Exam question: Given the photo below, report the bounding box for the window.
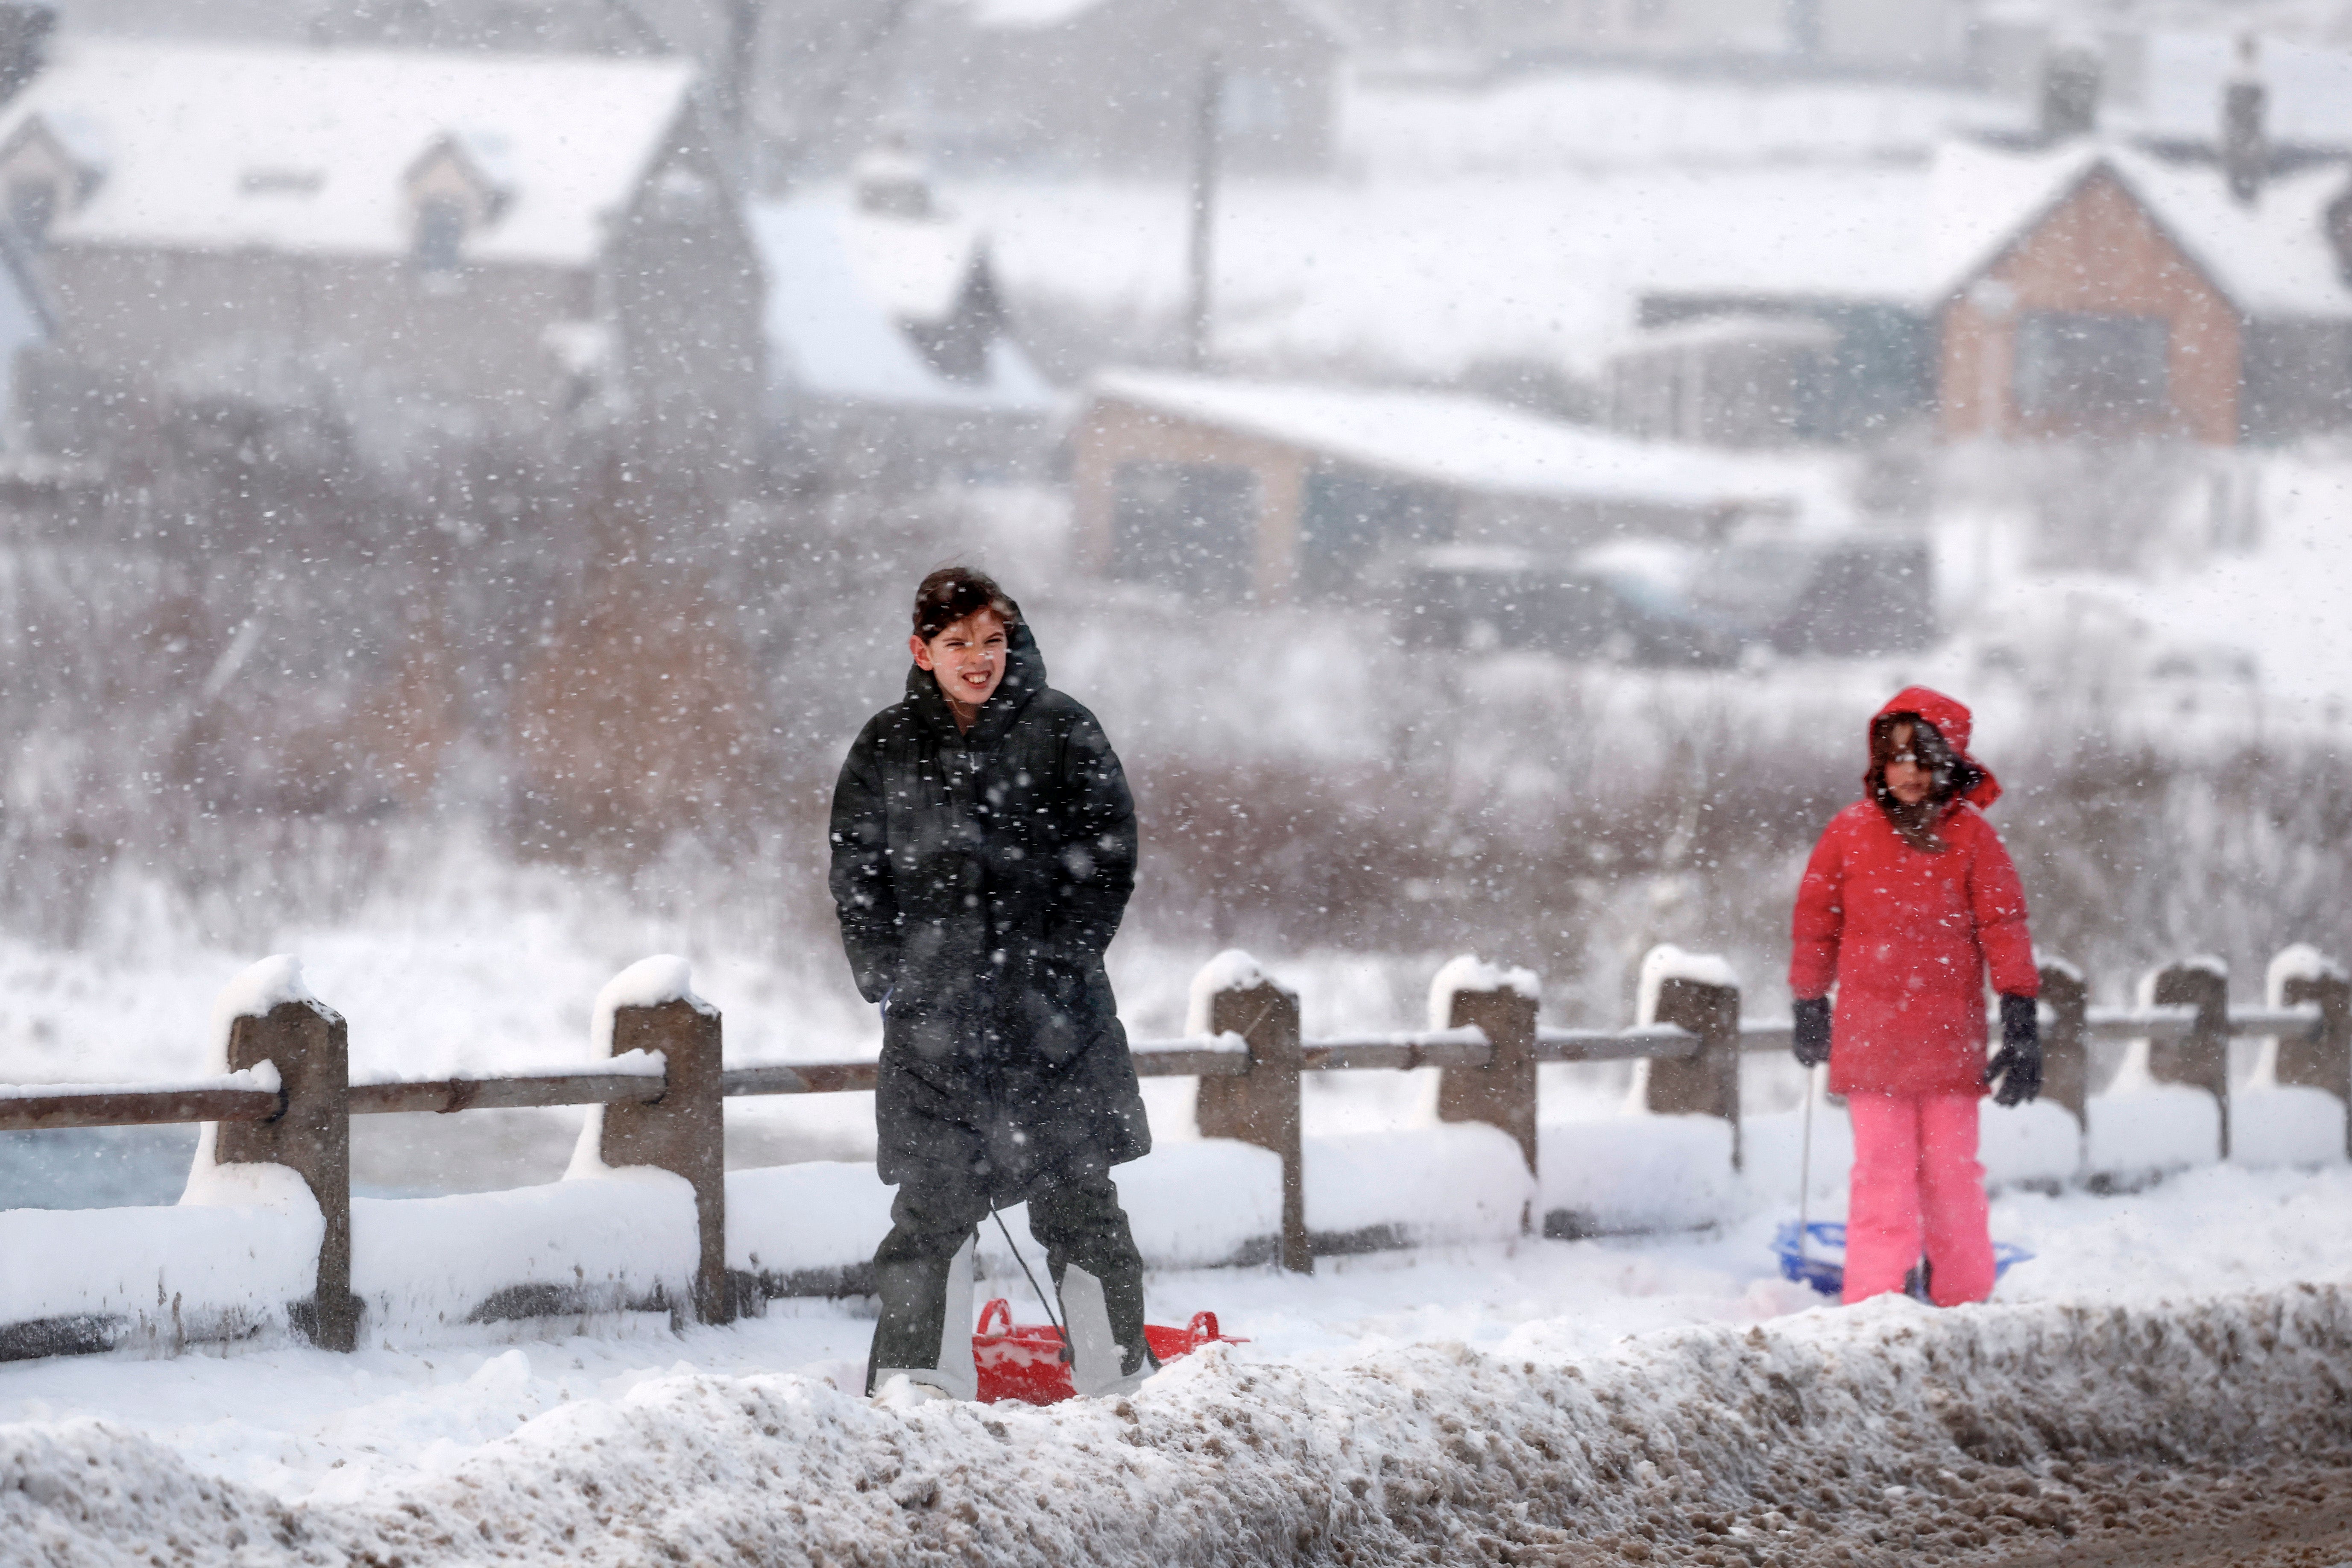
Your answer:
[1110,462,1257,598]
[8,175,53,241]
[2013,311,2170,430]
[414,195,466,274]
[1299,469,1454,598]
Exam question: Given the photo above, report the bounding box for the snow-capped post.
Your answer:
[591,958,732,1325]
[1189,951,1309,1274]
[1639,945,1743,1172]
[1430,956,1541,1184]
[2149,958,2231,1161]
[2270,946,2352,1159]
[213,961,359,1352]
[2036,958,2090,1132]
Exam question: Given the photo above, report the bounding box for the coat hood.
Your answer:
[1869,686,2000,809]
[904,618,1049,742]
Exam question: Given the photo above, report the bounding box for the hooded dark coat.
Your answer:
[828,622,1149,1203]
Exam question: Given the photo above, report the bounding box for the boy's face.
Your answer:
[911,608,1009,709]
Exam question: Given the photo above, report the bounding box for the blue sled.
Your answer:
[1772,1220,2034,1298]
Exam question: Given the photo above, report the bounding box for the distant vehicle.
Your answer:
[1400,546,1746,666]
[1688,534,1936,658]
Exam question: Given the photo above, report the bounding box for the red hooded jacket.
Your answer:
[1789,688,2038,1098]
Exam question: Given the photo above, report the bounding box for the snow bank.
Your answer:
[2087,1083,2221,1175]
[1424,953,1539,1031]
[728,1161,895,1292]
[3,957,329,1354]
[2230,1088,2348,1168]
[1541,1111,1738,1234]
[351,1171,699,1343]
[565,955,695,1180]
[1183,949,1290,1038]
[1305,1124,1532,1248]
[1114,1139,1283,1268]
[15,1278,2352,1566]
[0,1183,322,1355]
[1979,1100,2086,1187]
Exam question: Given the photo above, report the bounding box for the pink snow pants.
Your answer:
[1842,1093,1995,1307]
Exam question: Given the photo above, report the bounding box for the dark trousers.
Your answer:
[866,1169,1148,1391]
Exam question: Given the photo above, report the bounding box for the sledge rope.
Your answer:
[991,1205,1072,1363]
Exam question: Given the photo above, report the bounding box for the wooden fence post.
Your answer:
[600,997,732,1325]
[1435,974,1540,1185]
[219,997,358,1351]
[1195,977,1309,1274]
[1646,969,1743,1172]
[2036,959,2090,1134]
[2273,949,2352,1161]
[2150,958,2231,1161]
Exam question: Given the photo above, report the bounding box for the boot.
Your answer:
[1058,1262,1159,1398]
[867,1231,978,1400]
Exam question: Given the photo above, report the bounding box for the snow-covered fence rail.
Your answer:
[3,945,2348,1365]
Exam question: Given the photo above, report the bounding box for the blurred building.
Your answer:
[1340,0,1969,77]
[1604,315,1839,446]
[1069,369,1835,601]
[1627,53,2352,448]
[750,144,1060,488]
[0,38,761,462]
[902,0,1348,175]
[1934,140,2352,443]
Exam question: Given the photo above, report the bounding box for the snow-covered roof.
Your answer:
[751,197,1059,414]
[1923,138,2352,318]
[0,40,696,265]
[1616,314,1839,355]
[1647,134,2352,321]
[1089,370,1840,512]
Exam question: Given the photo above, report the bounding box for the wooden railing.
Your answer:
[3,946,2345,1354]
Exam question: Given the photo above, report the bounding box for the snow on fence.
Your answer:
[2,945,2346,1365]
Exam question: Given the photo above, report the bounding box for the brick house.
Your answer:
[0,39,762,462]
[1933,141,2352,444]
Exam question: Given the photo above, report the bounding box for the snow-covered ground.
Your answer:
[6,1162,2351,1563]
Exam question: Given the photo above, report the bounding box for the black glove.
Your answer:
[1987,993,2042,1106]
[1793,997,1832,1069]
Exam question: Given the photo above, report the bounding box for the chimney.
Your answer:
[0,3,52,106]
[2039,43,2102,143]
[2223,33,2267,205]
[851,133,934,220]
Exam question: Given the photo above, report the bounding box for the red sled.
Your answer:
[971,1297,1244,1406]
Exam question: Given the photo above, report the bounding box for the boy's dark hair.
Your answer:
[913,567,1020,641]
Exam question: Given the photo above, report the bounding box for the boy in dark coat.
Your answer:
[1789,687,2041,1306]
[830,568,1155,1399]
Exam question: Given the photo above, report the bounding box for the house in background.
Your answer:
[902,0,1347,175]
[1931,139,2352,444]
[750,144,1059,488]
[1070,369,1841,602]
[1627,122,2352,448]
[0,39,761,462]
[1339,0,1969,76]
[1604,314,1839,447]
